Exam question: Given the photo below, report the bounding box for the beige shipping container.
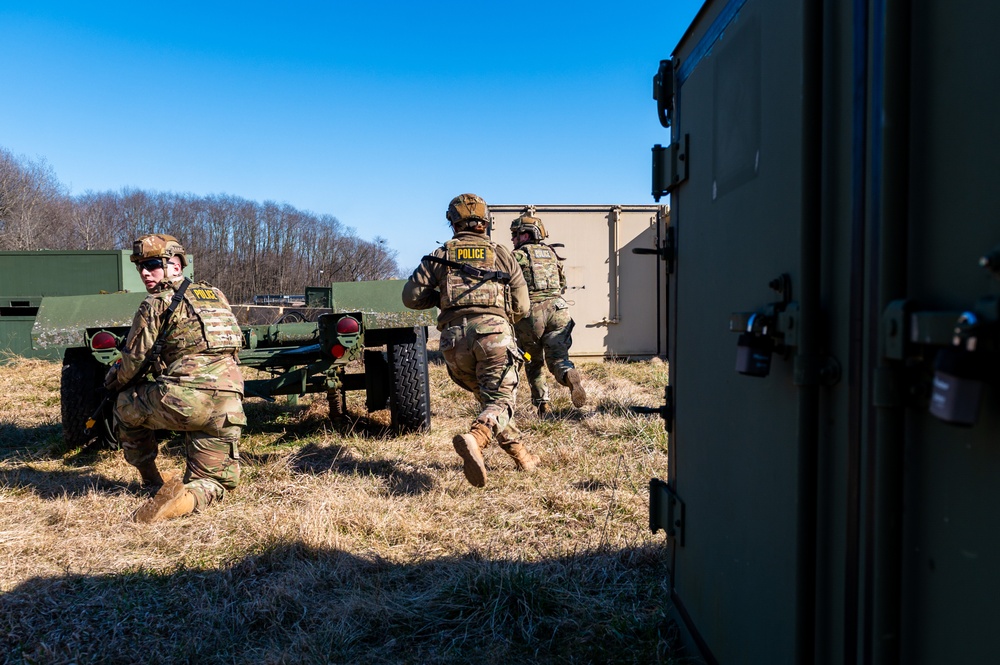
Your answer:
[488,204,668,359]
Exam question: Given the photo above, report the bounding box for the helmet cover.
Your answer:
[131,233,188,268]
[446,193,489,230]
[510,214,548,243]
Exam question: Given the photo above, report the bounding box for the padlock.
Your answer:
[736,333,773,377]
[929,344,983,426]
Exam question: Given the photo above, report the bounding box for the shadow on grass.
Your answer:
[0,541,688,665]
[0,387,421,465]
[0,463,146,500]
[242,442,435,497]
[0,441,435,501]
[2,416,432,501]
[243,399,403,441]
[0,422,63,461]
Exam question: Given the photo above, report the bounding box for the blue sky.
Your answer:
[1,1,703,272]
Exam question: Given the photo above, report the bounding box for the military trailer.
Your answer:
[645,0,1000,663]
[32,278,433,448]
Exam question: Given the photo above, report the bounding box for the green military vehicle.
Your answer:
[31,278,433,449]
[642,0,1000,663]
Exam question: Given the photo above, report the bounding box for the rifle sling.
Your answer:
[422,255,511,283]
[119,278,191,392]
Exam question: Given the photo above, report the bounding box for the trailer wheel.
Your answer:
[61,349,117,450]
[386,326,431,432]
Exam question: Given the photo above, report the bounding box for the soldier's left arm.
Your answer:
[402,256,442,310]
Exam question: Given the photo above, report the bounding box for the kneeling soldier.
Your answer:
[105,234,246,522]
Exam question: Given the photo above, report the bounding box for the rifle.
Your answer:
[84,279,191,435]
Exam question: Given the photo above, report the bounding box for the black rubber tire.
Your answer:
[61,349,117,450]
[386,326,431,432]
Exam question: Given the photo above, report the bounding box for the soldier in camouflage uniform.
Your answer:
[403,193,536,487]
[510,214,587,416]
[104,234,246,523]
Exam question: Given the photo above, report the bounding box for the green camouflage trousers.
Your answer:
[513,297,577,405]
[439,313,522,440]
[114,381,245,509]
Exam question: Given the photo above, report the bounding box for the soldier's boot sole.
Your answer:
[135,476,196,523]
[452,434,487,488]
[566,369,587,408]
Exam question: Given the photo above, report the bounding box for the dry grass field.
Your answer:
[0,350,680,664]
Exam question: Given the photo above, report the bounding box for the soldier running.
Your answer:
[403,193,538,487]
[509,213,587,416]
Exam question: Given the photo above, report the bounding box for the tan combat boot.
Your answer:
[135,476,196,523]
[134,460,164,488]
[452,422,492,487]
[500,441,540,473]
[565,369,587,408]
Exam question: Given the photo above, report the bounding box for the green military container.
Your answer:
[0,250,190,360]
[646,0,1000,663]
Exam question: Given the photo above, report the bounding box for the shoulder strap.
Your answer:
[148,278,191,360]
[540,242,567,261]
[119,278,191,392]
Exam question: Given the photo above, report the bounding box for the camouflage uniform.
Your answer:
[512,241,579,408]
[403,231,530,439]
[107,278,245,511]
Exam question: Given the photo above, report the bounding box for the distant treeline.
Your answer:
[0,147,399,303]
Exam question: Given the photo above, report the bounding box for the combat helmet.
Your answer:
[446,193,489,232]
[131,233,188,268]
[510,213,548,244]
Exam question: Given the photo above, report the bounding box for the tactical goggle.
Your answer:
[135,258,167,272]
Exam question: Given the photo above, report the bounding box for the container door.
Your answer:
[894,2,1000,662]
[490,205,668,359]
[665,0,807,662]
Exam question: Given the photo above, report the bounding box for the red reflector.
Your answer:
[336,316,360,334]
[91,331,118,350]
[331,344,346,359]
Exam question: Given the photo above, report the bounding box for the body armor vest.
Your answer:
[163,283,243,361]
[439,237,506,311]
[516,243,562,301]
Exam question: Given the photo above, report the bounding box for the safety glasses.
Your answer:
[136,258,166,272]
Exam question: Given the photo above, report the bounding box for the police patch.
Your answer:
[533,248,553,259]
[449,246,493,263]
[191,287,220,301]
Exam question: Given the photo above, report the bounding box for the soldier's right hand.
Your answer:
[103,362,122,392]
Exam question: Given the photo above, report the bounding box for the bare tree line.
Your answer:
[0,147,400,303]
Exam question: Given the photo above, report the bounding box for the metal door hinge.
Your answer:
[649,477,685,545]
[652,134,690,201]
